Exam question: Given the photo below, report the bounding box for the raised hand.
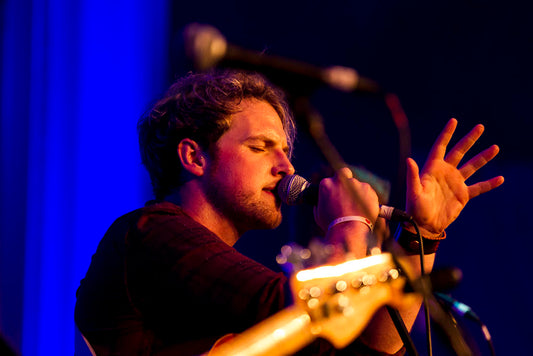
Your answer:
[405,119,504,237]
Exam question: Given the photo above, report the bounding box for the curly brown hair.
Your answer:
[138,70,296,199]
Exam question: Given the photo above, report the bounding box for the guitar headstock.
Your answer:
[290,253,418,348]
[206,253,421,356]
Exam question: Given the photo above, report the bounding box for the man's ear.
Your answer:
[177,138,209,177]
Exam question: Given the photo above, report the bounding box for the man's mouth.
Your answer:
[263,186,281,205]
[262,188,275,196]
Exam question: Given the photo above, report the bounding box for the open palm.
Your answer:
[406,119,504,237]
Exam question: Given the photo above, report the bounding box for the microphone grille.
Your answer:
[277,175,309,205]
[183,23,227,71]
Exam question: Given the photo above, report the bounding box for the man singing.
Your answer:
[75,69,503,355]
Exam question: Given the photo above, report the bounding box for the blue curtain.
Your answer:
[1,0,169,354]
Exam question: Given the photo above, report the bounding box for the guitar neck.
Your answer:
[206,306,315,356]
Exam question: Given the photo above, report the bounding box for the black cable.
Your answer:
[407,220,433,356]
[387,225,474,356]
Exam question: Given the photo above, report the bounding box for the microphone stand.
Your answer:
[291,97,375,221]
[292,97,420,354]
[292,96,474,356]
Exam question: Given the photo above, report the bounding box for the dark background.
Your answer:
[169,1,532,355]
[1,0,531,355]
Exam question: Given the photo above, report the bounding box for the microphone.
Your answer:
[183,23,381,94]
[277,174,412,222]
[435,293,481,322]
[435,293,496,355]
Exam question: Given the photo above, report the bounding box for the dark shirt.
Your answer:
[75,202,287,355]
[75,201,403,356]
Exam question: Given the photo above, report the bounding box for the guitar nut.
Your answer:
[378,271,389,282]
[389,269,400,279]
[298,288,310,300]
[362,274,377,286]
[307,298,320,309]
[335,280,348,292]
[309,286,321,298]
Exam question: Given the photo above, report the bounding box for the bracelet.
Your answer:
[328,216,374,232]
[395,225,446,255]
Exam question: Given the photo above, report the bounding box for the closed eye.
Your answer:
[249,146,266,152]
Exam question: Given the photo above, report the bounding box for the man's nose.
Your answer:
[273,151,295,177]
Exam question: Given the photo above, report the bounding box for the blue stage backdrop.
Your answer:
[1,0,169,354]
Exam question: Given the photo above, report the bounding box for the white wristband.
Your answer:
[327,216,374,232]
